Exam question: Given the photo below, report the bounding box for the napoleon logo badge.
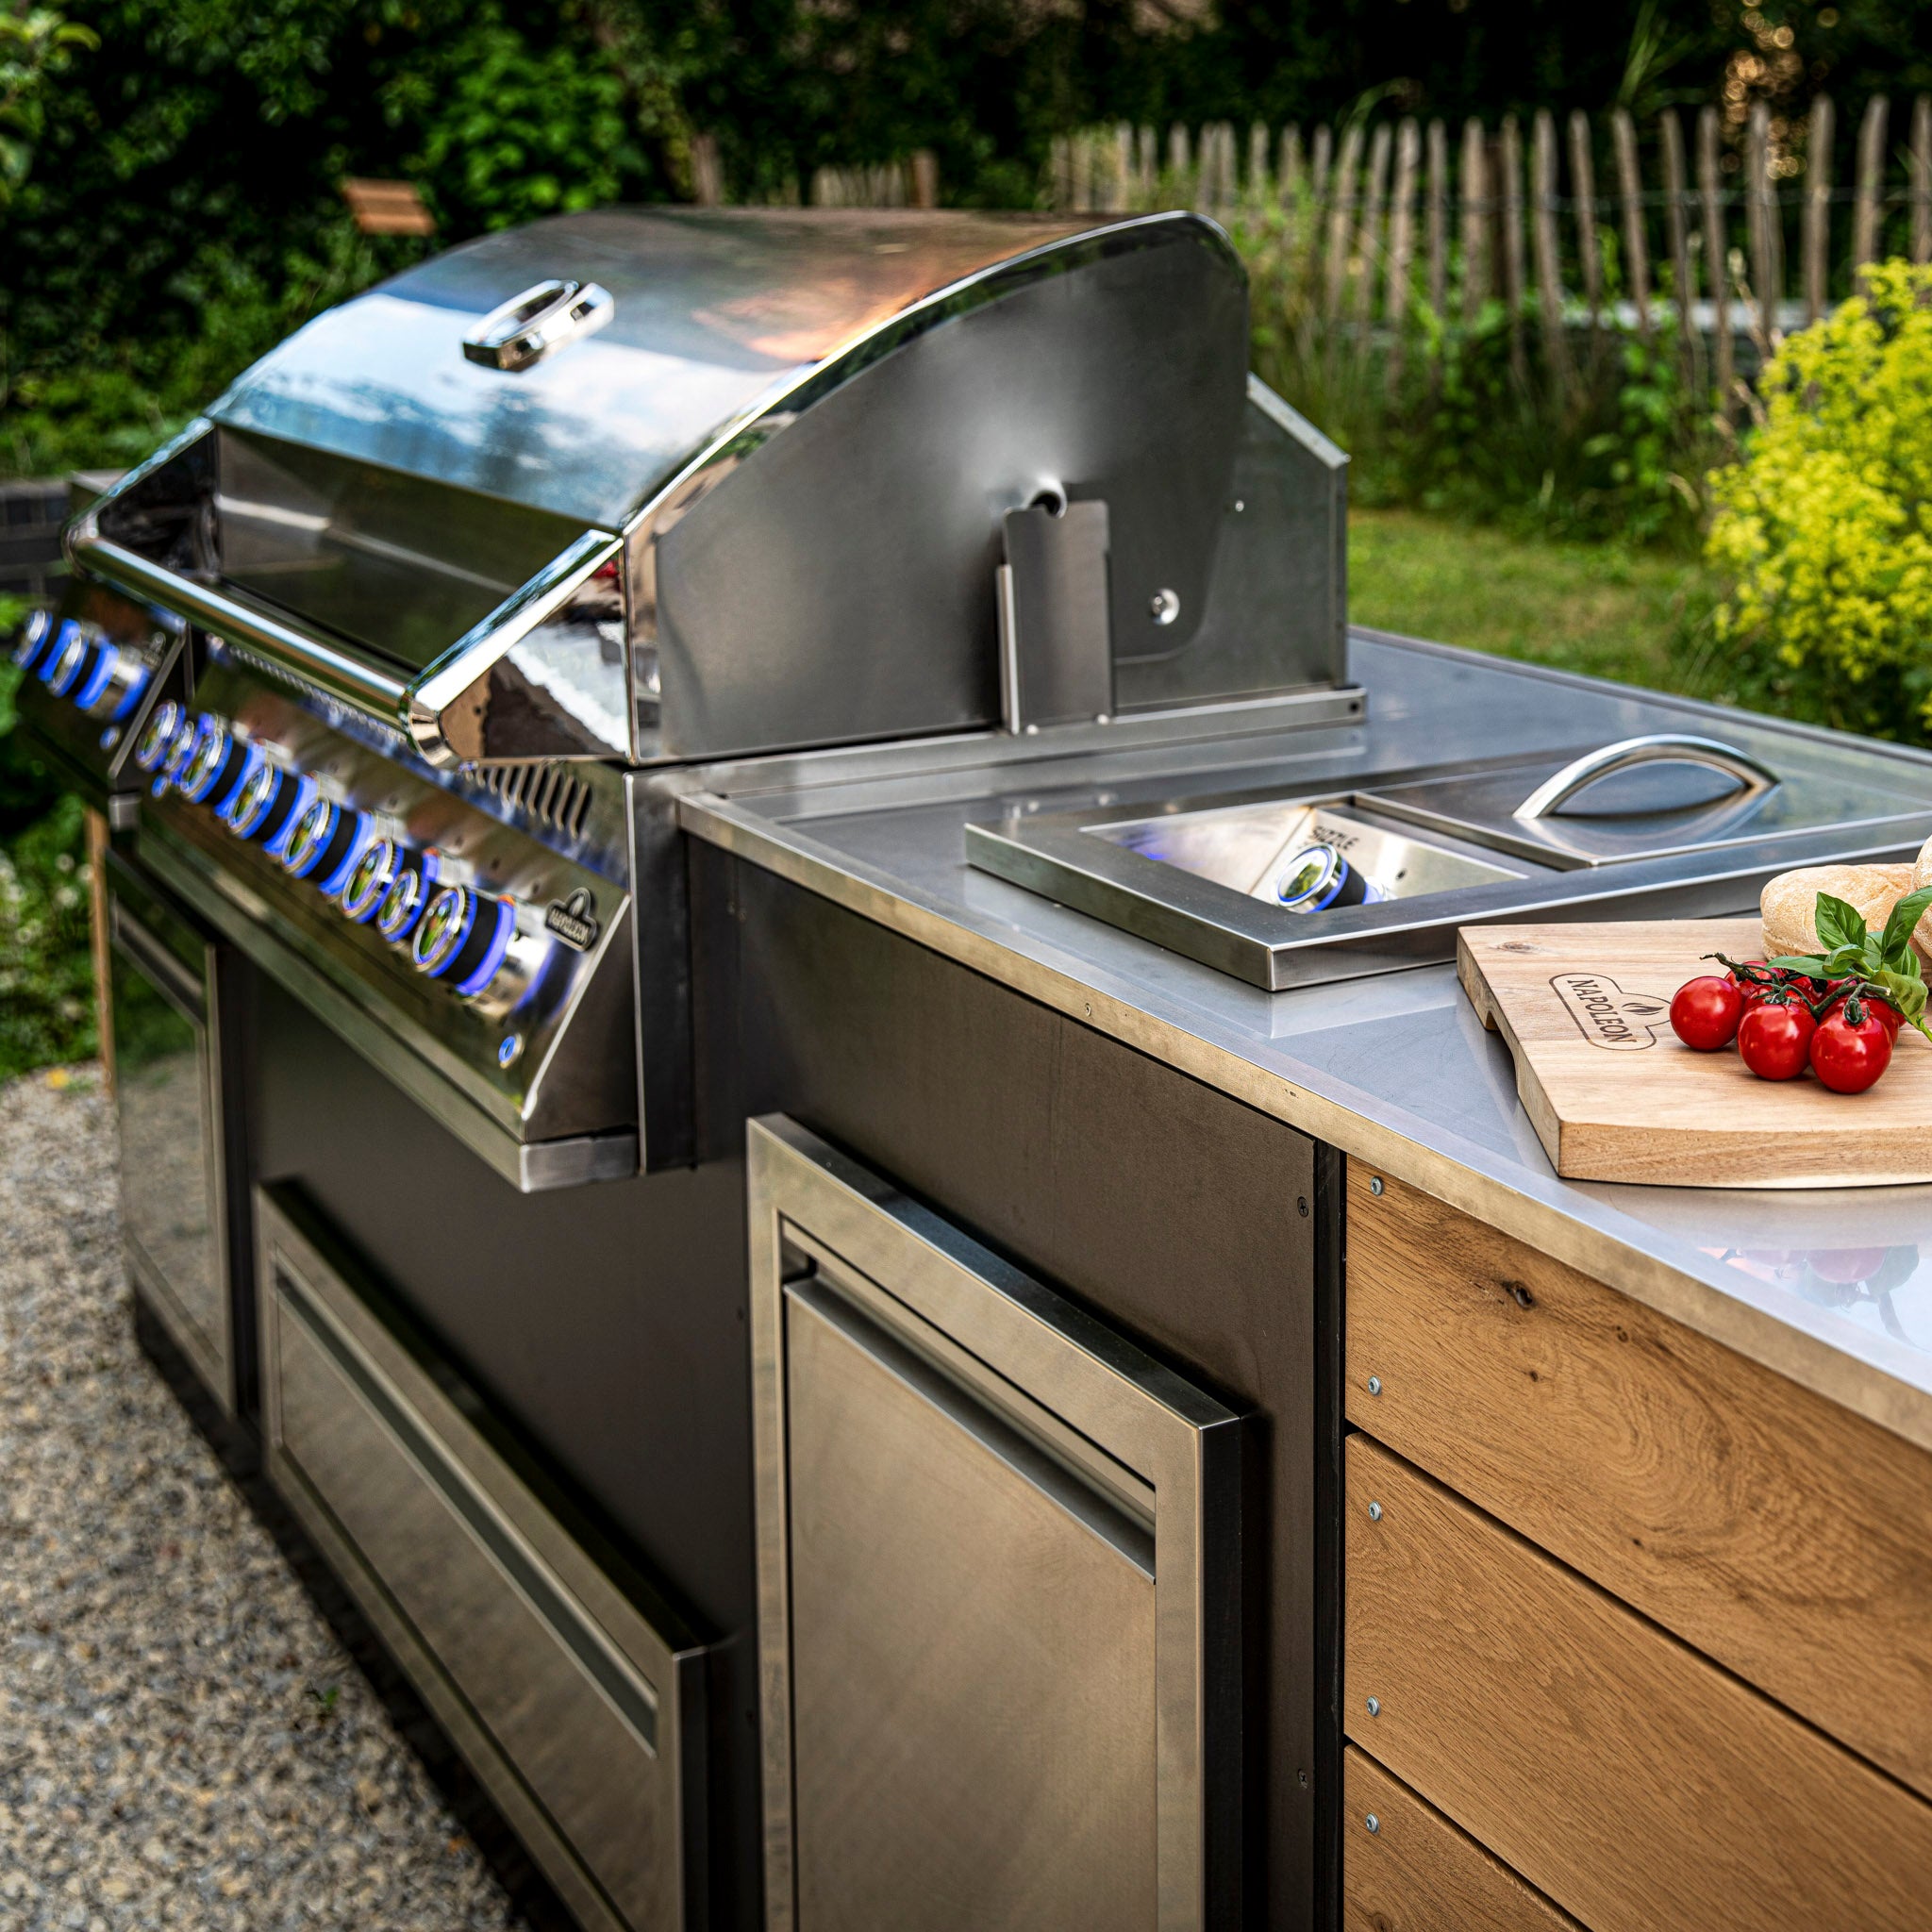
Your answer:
[544,887,600,952]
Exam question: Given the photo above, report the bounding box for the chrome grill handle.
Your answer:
[1513,734,1780,821]
[461,279,614,373]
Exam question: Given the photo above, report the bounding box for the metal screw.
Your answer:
[99,725,121,750]
[1149,588,1180,625]
[1296,1195,1309,1218]
[1366,1696,1381,1717]
[1364,1814,1380,1835]
[1366,1374,1382,1396]
[1369,1175,1385,1195]
[1367,1500,1383,1522]
[497,1033,525,1068]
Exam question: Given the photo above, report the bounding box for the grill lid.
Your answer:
[205,208,1101,529]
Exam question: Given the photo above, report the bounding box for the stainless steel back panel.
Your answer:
[109,880,231,1411]
[748,1115,1241,1932]
[257,1188,707,1932]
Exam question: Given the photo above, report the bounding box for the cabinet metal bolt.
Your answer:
[1369,1175,1385,1195]
[1367,1500,1383,1522]
[1366,1374,1382,1395]
[1366,1696,1381,1716]
[1365,1813,1380,1835]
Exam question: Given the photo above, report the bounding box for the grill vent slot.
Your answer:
[475,762,592,840]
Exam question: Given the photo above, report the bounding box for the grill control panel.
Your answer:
[136,663,638,1153]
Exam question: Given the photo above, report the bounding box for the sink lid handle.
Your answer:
[1513,734,1780,821]
[462,279,614,373]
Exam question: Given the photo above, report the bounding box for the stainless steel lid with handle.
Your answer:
[68,208,1352,772]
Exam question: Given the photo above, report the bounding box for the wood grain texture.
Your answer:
[1346,1168,1932,1802]
[1345,1434,1932,1932]
[1459,918,1932,1187]
[1343,1747,1579,1932]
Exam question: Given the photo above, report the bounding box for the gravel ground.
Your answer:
[0,1066,532,1931]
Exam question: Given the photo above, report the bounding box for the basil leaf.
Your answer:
[1873,968,1927,1024]
[1813,891,1867,953]
[1881,885,1932,963]
[1766,954,1832,977]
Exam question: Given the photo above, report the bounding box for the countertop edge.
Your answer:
[683,789,1932,1462]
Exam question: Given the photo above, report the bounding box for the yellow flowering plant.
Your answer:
[1706,260,1932,740]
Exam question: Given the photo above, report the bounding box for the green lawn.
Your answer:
[1348,508,1724,696]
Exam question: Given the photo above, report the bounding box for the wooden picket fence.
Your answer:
[1047,98,1932,402]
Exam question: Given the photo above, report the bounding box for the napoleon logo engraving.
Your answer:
[544,888,600,952]
[1550,972,1672,1049]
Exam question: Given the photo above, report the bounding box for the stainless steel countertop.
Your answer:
[682,631,1932,1456]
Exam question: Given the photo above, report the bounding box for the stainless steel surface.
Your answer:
[462,278,614,372]
[682,635,1932,1457]
[1511,733,1779,821]
[70,510,410,717]
[108,886,231,1413]
[967,724,1932,988]
[257,1189,706,1932]
[203,208,1122,529]
[748,1116,1241,1932]
[72,211,1349,768]
[1357,737,1913,873]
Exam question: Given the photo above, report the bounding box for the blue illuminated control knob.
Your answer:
[8,608,57,672]
[155,712,205,794]
[339,836,411,924]
[374,848,441,943]
[411,884,536,1011]
[281,794,376,897]
[176,721,252,809]
[134,701,187,773]
[225,758,309,855]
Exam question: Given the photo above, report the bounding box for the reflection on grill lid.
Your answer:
[207,208,1108,528]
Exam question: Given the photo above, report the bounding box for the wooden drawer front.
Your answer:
[1347,1166,1932,1801]
[1343,1747,1578,1932]
[1345,1434,1932,1932]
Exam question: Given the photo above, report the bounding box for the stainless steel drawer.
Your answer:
[748,1116,1242,1932]
[256,1187,706,1932]
[109,884,232,1413]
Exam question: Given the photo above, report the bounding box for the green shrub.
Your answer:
[1705,260,1932,741]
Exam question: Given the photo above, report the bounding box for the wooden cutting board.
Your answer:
[1458,920,1932,1189]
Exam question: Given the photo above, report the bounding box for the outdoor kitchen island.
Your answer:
[681,627,1932,1932]
[20,205,1932,1932]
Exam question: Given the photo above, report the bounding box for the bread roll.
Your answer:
[1911,834,1932,958]
[1761,863,1916,958]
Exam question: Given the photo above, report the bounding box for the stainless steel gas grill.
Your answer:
[11,206,1358,1932]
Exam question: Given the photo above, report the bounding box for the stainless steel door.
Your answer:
[256,1187,708,1932]
[748,1116,1242,1932]
[109,888,230,1410]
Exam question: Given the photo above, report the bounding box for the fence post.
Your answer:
[1460,117,1489,321]
[1354,122,1392,324]
[1278,125,1304,256]
[1611,108,1653,340]
[1325,122,1364,318]
[1568,109,1602,356]
[1746,100,1780,353]
[1248,122,1272,210]
[1853,94,1890,287]
[1167,122,1193,206]
[1532,108,1574,395]
[691,132,724,206]
[1137,125,1158,206]
[1425,119,1448,318]
[1914,96,1932,265]
[1660,109,1696,384]
[912,149,940,209]
[1697,106,1733,408]
[1388,118,1421,378]
[1802,95,1834,323]
[1500,115,1527,378]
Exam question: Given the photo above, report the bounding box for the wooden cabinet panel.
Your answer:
[1343,1746,1578,1932]
[1345,1433,1932,1932]
[1346,1166,1932,1801]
